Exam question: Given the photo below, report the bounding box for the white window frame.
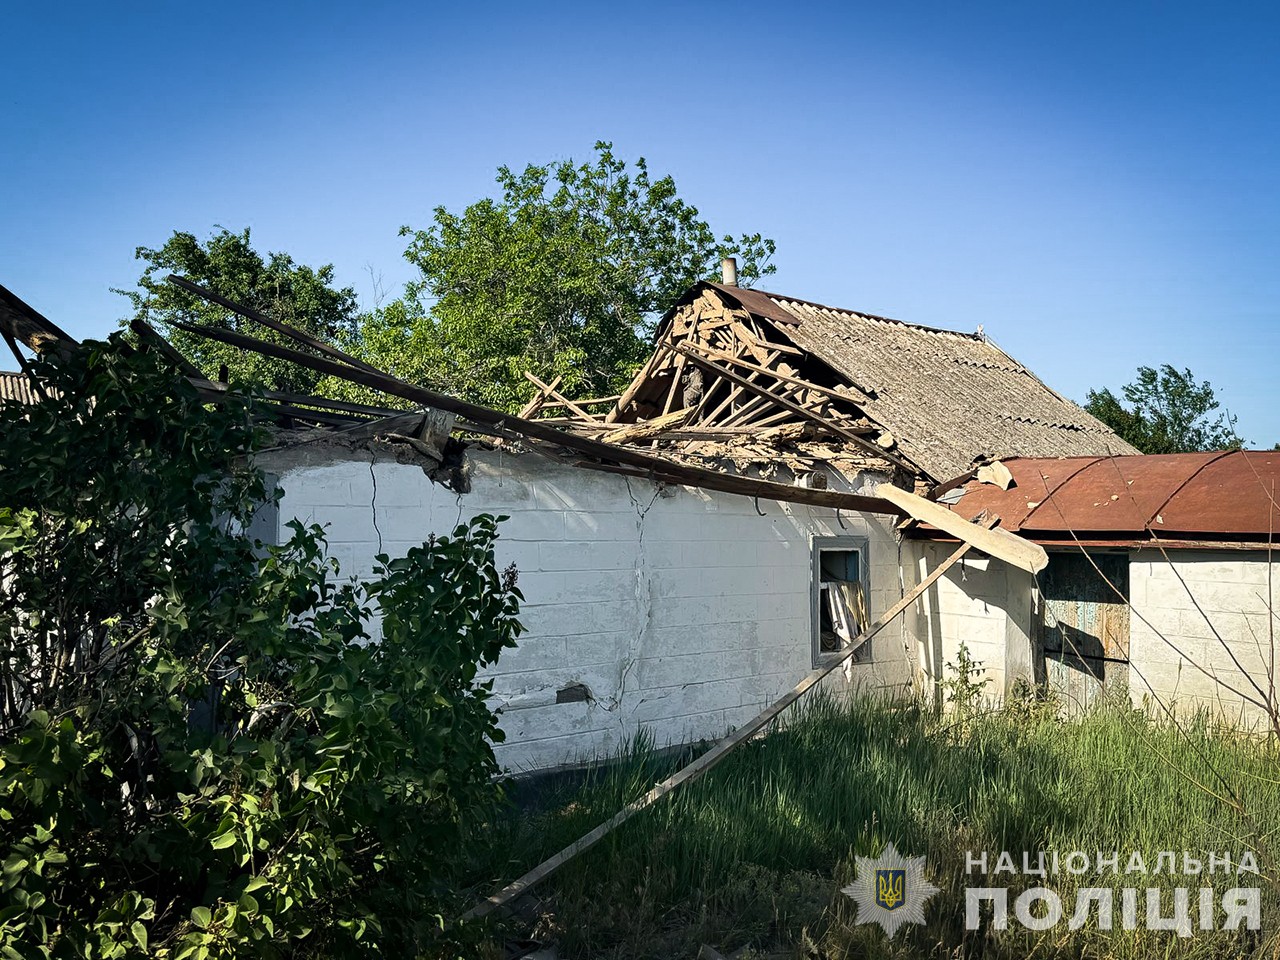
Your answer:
[810,534,871,667]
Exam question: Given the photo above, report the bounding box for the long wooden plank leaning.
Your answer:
[461,534,983,921]
[875,483,1049,574]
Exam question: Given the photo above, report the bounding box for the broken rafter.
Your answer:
[249,401,366,428]
[523,371,600,424]
[0,283,75,355]
[130,318,207,379]
[516,374,561,420]
[0,329,48,402]
[605,343,670,424]
[731,318,802,357]
[875,482,1048,573]
[167,315,904,517]
[540,394,620,410]
[190,378,402,419]
[598,407,692,445]
[672,344,916,473]
[681,339,871,408]
[166,274,384,376]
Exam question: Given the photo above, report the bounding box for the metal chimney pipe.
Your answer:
[721,257,738,287]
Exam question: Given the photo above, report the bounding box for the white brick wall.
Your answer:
[260,445,912,772]
[905,541,1278,730]
[904,542,1024,706]
[1129,549,1278,730]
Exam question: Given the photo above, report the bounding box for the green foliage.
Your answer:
[116,228,360,392]
[336,141,776,411]
[1085,364,1244,453]
[0,341,522,957]
[940,642,990,723]
[480,694,1279,959]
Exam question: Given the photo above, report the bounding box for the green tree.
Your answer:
[116,228,360,393]
[0,341,521,957]
[1085,364,1243,454]
[341,141,776,411]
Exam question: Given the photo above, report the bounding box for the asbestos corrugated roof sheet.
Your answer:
[702,283,1138,480]
[0,371,39,405]
[934,451,1280,541]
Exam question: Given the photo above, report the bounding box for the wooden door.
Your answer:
[1036,552,1130,711]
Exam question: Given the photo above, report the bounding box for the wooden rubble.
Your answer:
[513,287,917,483]
[0,275,922,497]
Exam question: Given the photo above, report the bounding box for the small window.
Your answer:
[812,537,870,665]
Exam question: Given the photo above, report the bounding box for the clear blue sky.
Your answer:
[3,1,1278,443]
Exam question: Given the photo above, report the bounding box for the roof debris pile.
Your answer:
[0,272,1137,506]
[516,281,1136,485]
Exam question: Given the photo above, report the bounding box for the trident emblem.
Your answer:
[875,869,906,910]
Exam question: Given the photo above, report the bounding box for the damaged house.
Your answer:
[4,270,1271,773]
[910,451,1280,728]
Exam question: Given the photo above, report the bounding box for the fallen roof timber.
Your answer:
[516,373,562,420]
[165,304,904,516]
[0,283,75,355]
[523,370,601,423]
[166,274,385,376]
[672,343,915,472]
[190,378,403,419]
[876,482,1048,573]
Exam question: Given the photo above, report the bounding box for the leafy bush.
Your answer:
[0,338,521,958]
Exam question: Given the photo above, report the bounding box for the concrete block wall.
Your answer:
[905,542,1278,730]
[1129,549,1278,730]
[259,444,912,773]
[903,542,1037,707]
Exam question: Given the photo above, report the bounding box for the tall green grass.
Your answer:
[465,694,1280,959]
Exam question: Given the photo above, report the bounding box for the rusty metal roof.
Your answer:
[931,451,1280,544]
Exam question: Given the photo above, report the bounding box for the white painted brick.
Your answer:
[539,539,637,571]
[493,635,569,674]
[367,465,426,506]
[498,511,565,542]
[521,602,636,640]
[511,572,567,607]
[493,540,541,575]
[645,620,763,658]
[563,630,637,669]
[631,679,749,723]
[558,569,638,603]
[637,645,798,689]
[649,594,755,629]
[468,477,537,508]
[651,566,746,599]
[373,506,436,543]
[756,591,806,621]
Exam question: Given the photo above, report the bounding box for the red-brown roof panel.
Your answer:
[931,451,1280,540]
[1021,451,1228,532]
[1158,452,1280,535]
[946,457,1100,529]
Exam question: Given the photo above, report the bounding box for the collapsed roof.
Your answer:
[0,278,901,518]
[0,272,1135,507]
[593,282,1136,483]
